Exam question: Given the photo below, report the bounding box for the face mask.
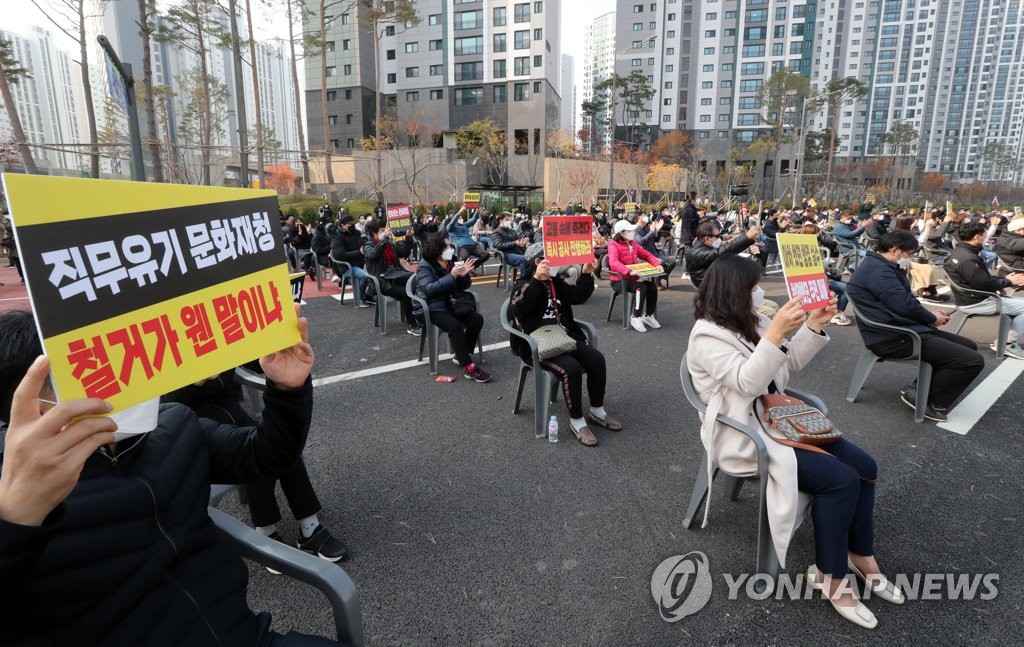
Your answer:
[897,257,912,269]
[622,230,635,241]
[111,397,161,441]
[711,238,723,249]
[442,248,455,261]
[500,221,510,228]
[549,265,564,276]
[751,286,765,311]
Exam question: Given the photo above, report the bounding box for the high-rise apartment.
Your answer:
[304,0,561,186]
[581,11,616,152]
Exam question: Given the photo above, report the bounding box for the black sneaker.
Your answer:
[357,298,372,308]
[899,389,948,422]
[918,291,951,304]
[297,524,348,562]
[407,325,422,336]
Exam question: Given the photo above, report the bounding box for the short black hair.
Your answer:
[422,232,448,260]
[0,310,43,423]
[695,219,721,240]
[876,231,919,253]
[958,221,988,243]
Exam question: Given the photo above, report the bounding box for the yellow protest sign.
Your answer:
[946,200,954,215]
[777,233,831,311]
[463,192,480,208]
[625,262,664,278]
[1,174,300,414]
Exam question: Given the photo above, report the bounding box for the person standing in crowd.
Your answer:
[510,243,621,446]
[685,219,761,289]
[607,219,665,333]
[414,233,491,383]
[679,192,700,251]
[688,255,901,630]
[330,214,373,307]
[847,231,985,421]
[945,221,1024,358]
[492,211,531,275]
[445,206,491,267]
[363,219,421,336]
[163,369,347,562]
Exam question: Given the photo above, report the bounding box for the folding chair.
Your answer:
[943,277,1012,359]
[329,252,362,308]
[366,274,406,335]
[601,254,633,330]
[407,275,483,374]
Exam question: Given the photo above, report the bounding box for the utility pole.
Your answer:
[97,36,145,181]
[228,0,249,188]
[607,81,618,209]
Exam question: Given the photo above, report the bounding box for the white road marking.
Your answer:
[937,358,1024,435]
[312,341,511,387]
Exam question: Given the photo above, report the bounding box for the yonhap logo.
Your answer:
[650,551,713,621]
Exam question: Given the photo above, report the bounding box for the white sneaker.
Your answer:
[1003,342,1024,360]
[630,316,647,332]
[830,313,852,326]
[330,274,341,283]
[642,314,661,329]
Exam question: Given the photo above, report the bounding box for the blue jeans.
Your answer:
[828,279,849,313]
[478,236,493,249]
[342,266,369,299]
[795,438,877,577]
[503,252,529,273]
[980,248,997,270]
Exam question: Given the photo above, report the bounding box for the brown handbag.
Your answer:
[758,393,842,454]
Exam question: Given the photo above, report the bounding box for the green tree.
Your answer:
[755,67,813,199]
[455,118,506,184]
[879,121,918,192]
[980,140,1021,183]
[0,38,38,173]
[580,98,605,157]
[820,77,868,197]
[175,69,230,185]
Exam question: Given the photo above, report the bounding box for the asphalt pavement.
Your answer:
[215,264,1023,647]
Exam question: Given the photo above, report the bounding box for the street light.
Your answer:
[607,35,656,209]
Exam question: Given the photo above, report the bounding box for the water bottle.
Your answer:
[548,415,559,443]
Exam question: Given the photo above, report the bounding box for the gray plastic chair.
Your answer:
[846,300,934,423]
[943,278,1011,359]
[601,254,633,329]
[493,250,520,292]
[407,275,483,374]
[499,298,598,438]
[366,274,406,335]
[329,252,362,308]
[679,352,826,587]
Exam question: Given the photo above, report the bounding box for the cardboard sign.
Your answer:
[866,193,876,204]
[541,216,594,266]
[386,203,413,235]
[776,233,831,311]
[625,262,665,278]
[807,198,818,208]
[463,192,481,209]
[1,174,300,414]
[946,200,954,215]
[289,272,307,303]
[623,202,638,213]
[1015,206,1022,216]
[924,201,933,213]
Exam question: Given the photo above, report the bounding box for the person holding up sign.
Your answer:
[608,220,666,332]
[0,307,351,646]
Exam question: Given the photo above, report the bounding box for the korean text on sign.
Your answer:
[776,233,831,311]
[541,216,594,266]
[386,203,413,233]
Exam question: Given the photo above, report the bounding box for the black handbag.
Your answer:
[449,291,476,317]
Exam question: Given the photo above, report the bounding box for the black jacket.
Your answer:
[362,235,411,278]
[330,227,365,267]
[413,220,438,242]
[684,235,756,288]
[0,380,313,646]
[414,257,471,316]
[846,251,938,346]
[945,243,1011,304]
[635,224,661,258]
[509,272,595,362]
[680,202,699,246]
[493,225,526,253]
[995,231,1024,272]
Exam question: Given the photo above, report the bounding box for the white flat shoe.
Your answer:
[848,558,905,605]
[629,316,647,332]
[807,565,878,629]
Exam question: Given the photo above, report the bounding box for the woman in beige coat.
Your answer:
[686,255,903,629]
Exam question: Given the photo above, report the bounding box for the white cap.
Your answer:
[1008,218,1024,233]
[613,220,636,235]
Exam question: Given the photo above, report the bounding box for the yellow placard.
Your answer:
[776,233,825,278]
[463,192,481,208]
[625,262,664,277]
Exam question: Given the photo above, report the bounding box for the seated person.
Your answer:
[444,207,491,266]
[891,214,949,303]
[607,220,665,333]
[414,233,491,383]
[510,244,621,446]
[329,215,372,306]
[164,368,346,562]
[492,211,531,275]
[292,222,313,271]
[801,223,853,326]
[635,213,677,288]
[684,219,760,289]
[945,221,1024,358]
[921,209,954,263]
[362,220,421,336]
[0,308,347,645]
[995,217,1024,273]
[689,256,901,629]
[472,215,495,250]
[847,231,985,421]
[307,221,332,280]
[592,226,609,278]
[412,212,439,244]
[832,211,867,262]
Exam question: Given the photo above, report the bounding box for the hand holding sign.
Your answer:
[259,303,314,390]
[764,296,808,346]
[0,356,117,527]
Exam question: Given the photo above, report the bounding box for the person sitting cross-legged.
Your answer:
[847,231,985,421]
[414,233,491,383]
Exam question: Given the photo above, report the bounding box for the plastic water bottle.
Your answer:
[548,416,559,443]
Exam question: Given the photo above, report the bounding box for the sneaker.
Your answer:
[297,524,348,562]
[407,325,423,336]
[357,299,372,308]
[918,291,951,304]
[330,274,342,283]
[630,316,647,332]
[642,314,662,329]
[1002,342,1024,360]
[899,389,948,422]
[263,532,286,574]
[463,362,492,383]
[830,313,852,326]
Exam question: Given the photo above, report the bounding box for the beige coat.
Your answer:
[686,317,829,567]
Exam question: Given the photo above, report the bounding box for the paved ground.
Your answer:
[9,258,1023,645]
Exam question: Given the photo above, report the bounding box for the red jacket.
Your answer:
[607,238,662,282]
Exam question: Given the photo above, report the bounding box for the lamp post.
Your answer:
[606,36,655,210]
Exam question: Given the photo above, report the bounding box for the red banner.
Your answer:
[542,216,594,266]
[386,203,413,234]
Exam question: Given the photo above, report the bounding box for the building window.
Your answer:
[514,56,530,75]
[700,115,711,122]
[386,49,395,60]
[406,91,419,102]
[454,87,483,105]
[704,30,716,38]
[722,63,733,71]
[328,115,338,125]
[430,64,443,76]
[744,27,766,40]
[701,81,713,88]
[515,30,530,49]
[633,3,642,12]
[455,36,483,55]
[514,82,530,101]
[703,47,715,55]
[326,90,337,101]
[430,89,444,100]
[344,89,352,99]
[534,28,542,40]
[632,40,643,48]
[345,114,352,124]
[405,42,418,53]
[405,67,419,78]
[326,66,336,77]
[493,7,506,26]
[665,81,673,89]
[647,57,654,64]
[633,22,643,31]
[718,114,729,122]
[340,13,349,24]
[386,73,396,83]
[428,13,440,25]
[631,58,642,67]
[385,26,394,36]
[719,97,731,105]
[494,85,507,103]
[739,80,762,92]
[533,81,541,93]
[702,64,714,72]
[455,62,482,81]
[701,98,712,106]
[741,62,764,75]
[698,132,709,139]
[706,12,717,19]
[534,1,543,13]
[455,10,483,29]
[430,39,443,51]
[738,97,759,109]
[514,2,530,22]
[533,54,542,67]
[493,59,506,78]
[325,41,335,52]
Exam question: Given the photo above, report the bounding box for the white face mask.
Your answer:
[711,238,723,249]
[622,230,635,241]
[751,286,765,311]
[111,397,161,441]
[442,247,455,261]
[897,256,912,269]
